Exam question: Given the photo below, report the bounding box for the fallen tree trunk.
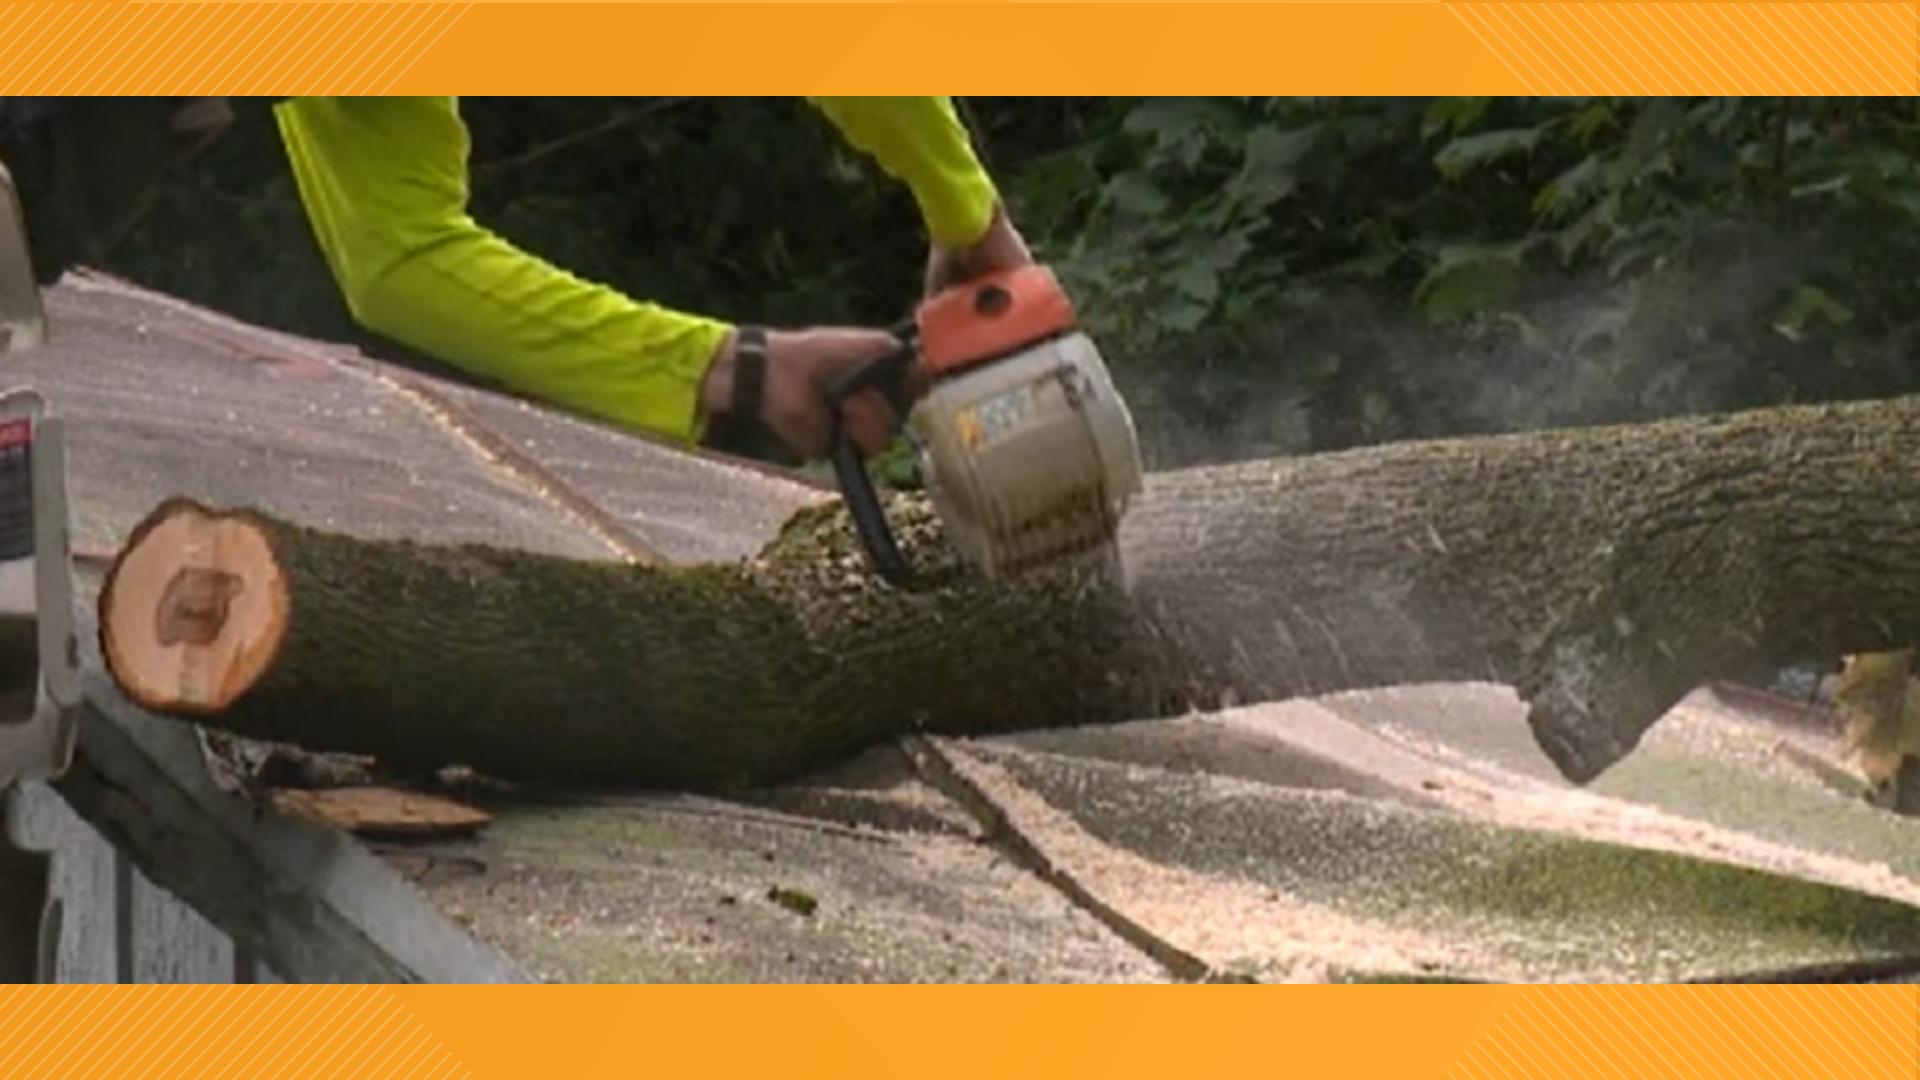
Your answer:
[98,395,1920,789]
[99,496,1178,790]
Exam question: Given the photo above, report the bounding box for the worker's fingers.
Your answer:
[838,389,897,457]
[923,248,965,298]
[924,203,1034,297]
[965,205,1035,276]
[778,388,898,461]
[755,327,908,462]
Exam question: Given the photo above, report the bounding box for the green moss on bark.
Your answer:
[103,490,1186,789]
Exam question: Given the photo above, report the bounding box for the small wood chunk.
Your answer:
[269,786,491,838]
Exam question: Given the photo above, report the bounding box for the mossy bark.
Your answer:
[100,497,1181,789]
[1119,393,1920,779]
[100,394,1920,788]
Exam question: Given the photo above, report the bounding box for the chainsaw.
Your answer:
[825,264,1144,584]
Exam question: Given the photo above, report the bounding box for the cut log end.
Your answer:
[99,499,289,714]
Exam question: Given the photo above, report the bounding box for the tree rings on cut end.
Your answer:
[99,499,289,713]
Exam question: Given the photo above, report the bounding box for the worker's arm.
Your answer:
[275,96,1022,456]
[806,97,1000,249]
[805,97,1031,292]
[275,96,729,446]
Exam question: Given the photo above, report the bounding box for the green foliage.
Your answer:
[989,96,1920,462]
[1414,242,1527,323]
[1432,126,1544,180]
[102,97,1920,473]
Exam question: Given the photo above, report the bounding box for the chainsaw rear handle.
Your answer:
[824,320,920,585]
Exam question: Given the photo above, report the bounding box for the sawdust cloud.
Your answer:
[1104,237,1849,744]
[1115,235,1836,473]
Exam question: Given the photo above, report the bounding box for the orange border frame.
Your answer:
[3,4,1919,1075]
[0,983,1915,1076]
[0,3,1914,96]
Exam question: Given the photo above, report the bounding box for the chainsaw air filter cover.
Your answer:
[907,329,1144,578]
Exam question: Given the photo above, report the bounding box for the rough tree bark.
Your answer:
[98,394,1920,790]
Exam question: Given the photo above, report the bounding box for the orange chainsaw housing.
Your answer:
[915,264,1078,377]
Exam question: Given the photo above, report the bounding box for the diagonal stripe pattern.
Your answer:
[1448,3,1919,95]
[0,2,1912,95]
[0,2,473,94]
[0,984,475,1080]
[1446,985,1920,1080]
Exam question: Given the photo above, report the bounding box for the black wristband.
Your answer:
[730,325,768,426]
[702,325,783,459]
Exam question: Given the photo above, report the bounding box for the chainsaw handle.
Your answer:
[823,328,919,585]
[824,321,919,416]
[828,430,911,585]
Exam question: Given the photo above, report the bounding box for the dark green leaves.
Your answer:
[1433,127,1545,180]
[1771,285,1853,343]
[1422,97,1491,139]
[1414,243,1525,322]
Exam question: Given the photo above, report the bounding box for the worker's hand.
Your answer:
[923,202,1034,296]
[700,327,926,462]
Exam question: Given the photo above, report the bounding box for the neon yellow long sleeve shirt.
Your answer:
[273,96,999,446]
